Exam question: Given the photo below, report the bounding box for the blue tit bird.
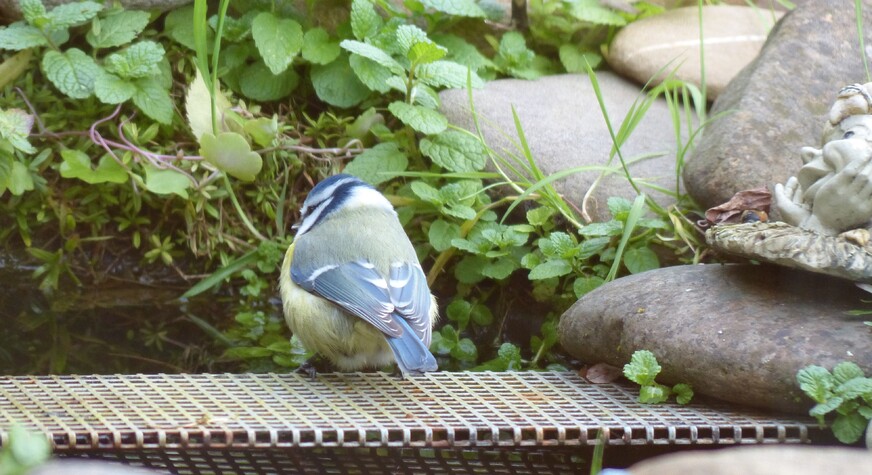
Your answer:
[280,174,439,377]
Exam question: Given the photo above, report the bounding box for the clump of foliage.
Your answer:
[797,361,872,444]
[0,0,703,374]
[0,426,51,475]
[623,350,694,405]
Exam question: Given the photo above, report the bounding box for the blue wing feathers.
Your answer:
[386,318,438,374]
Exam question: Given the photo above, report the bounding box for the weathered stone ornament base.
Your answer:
[706,222,872,284]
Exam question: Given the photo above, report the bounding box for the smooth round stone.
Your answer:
[629,446,872,475]
[439,72,686,222]
[683,0,872,210]
[607,5,782,101]
[559,263,872,413]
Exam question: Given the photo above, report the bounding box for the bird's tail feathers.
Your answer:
[386,318,438,375]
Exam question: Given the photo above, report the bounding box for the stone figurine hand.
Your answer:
[808,151,872,234]
[773,176,811,227]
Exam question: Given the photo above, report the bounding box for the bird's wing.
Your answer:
[291,260,403,338]
[388,262,433,347]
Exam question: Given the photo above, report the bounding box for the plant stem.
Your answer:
[222,174,268,242]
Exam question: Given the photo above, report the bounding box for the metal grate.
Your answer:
[0,371,818,453]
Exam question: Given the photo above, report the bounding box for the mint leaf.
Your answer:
[47,1,102,30]
[144,165,190,198]
[351,0,381,40]
[568,0,626,26]
[86,10,150,49]
[42,48,99,99]
[624,350,661,386]
[0,23,47,50]
[481,257,516,279]
[573,276,604,298]
[797,365,835,403]
[832,412,867,444]
[348,54,392,93]
[416,60,484,88]
[388,101,447,135]
[21,0,47,25]
[199,132,263,182]
[833,361,865,385]
[340,40,404,75]
[131,77,173,124]
[104,41,165,79]
[420,0,486,17]
[420,130,486,172]
[251,12,303,75]
[164,7,200,50]
[529,259,572,280]
[623,246,659,274]
[836,378,872,400]
[429,219,461,252]
[672,383,694,405]
[639,384,670,404]
[433,34,494,72]
[344,142,408,185]
[302,27,340,65]
[0,108,36,154]
[559,44,601,73]
[239,62,299,101]
[311,55,370,108]
[809,397,845,419]
[7,160,34,195]
[94,72,135,104]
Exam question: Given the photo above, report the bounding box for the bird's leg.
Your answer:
[297,355,331,381]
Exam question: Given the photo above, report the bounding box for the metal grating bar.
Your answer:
[0,372,819,452]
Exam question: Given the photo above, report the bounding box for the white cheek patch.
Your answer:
[296,197,333,236]
[345,186,394,213]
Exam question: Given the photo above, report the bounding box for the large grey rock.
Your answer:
[559,263,872,413]
[607,5,782,101]
[440,73,685,222]
[683,0,872,210]
[628,446,872,475]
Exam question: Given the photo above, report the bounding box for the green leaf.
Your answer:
[559,44,601,73]
[302,27,341,65]
[388,101,447,135]
[416,60,484,89]
[579,220,623,237]
[164,7,200,50]
[672,383,694,405]
[348,54,392,93]
[6,426,50,470]
[833,361,865,385]
[59,150,127,184]
[428,219,460,252]
[573,276,604,298]
[639,384,670,404]
[0,23,47,50]
[21,0,47,24]
[131,77,173,124]
[529,259,572,280]
[251,12,303,75]
[411,181,441,204]
[624,350,661,386]
[104,41,165,79]
[7,160,34,195]
[199,132,263,182]
[497,342,522,370]
[47,1,102,30]
[481,257,516,279]
[94,71,136,104]
[0,108,36,154]
[351,0,382,40]
[343,142,408,185]
[239,61,300,101]
[809,397,845,418]
[797,365,834,403]
[222,346,273,359]
[340,40,404,75]
[432,33,494,72]
[144,165,189,198]
[526,207,555,227]
[832,412,867,444]
[454,255,486,284]
[836,378,872,400]
[185,68,232,140]
[42,48,99,99]
[419,130,486,172]
[623,246,659,274]
[568,0,627,26]
[86,10,150,49]
[420,0,486,17]
[451,337,478,361]
[446,299,471,328]
[311,55,370,107]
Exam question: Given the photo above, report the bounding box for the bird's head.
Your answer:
[293,174,394,237]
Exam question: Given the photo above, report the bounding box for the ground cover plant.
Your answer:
[0,0,709,376]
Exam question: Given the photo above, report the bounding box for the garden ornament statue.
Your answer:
[706,83,872,283]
